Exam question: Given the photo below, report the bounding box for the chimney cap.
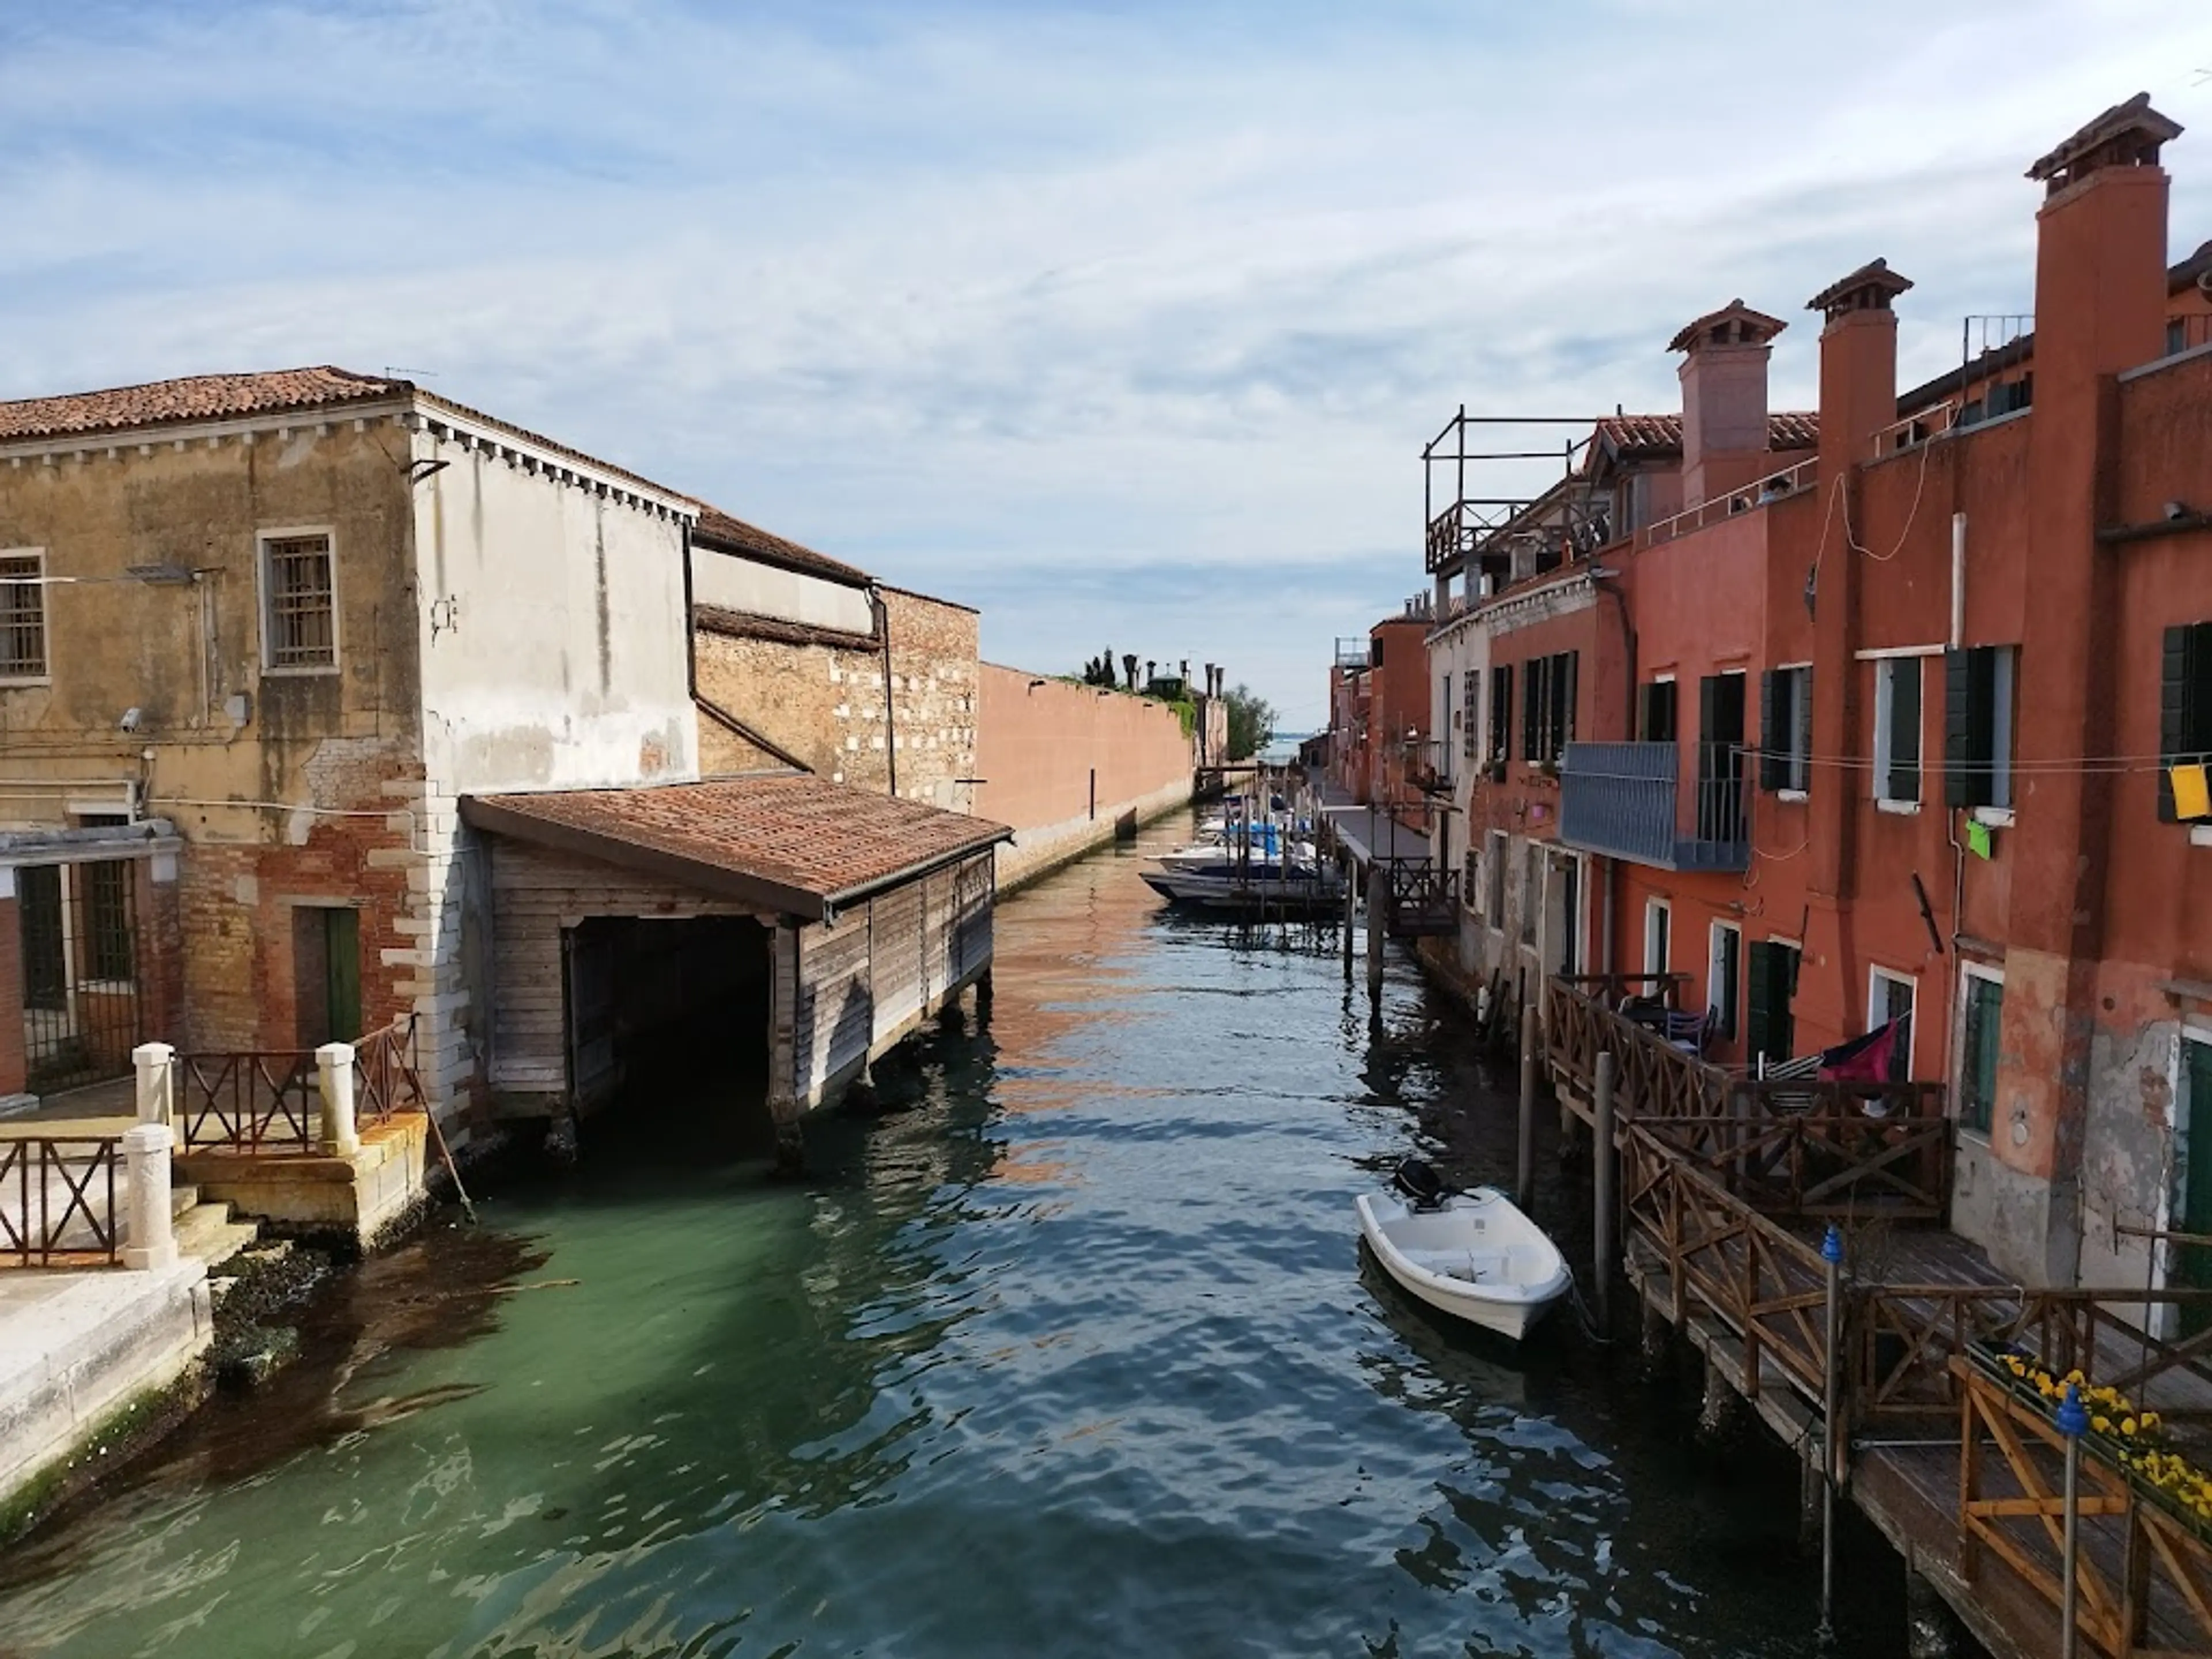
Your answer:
[2027,92,2183,194]
[1668,299,1786,353]
[1805,257,1915,321]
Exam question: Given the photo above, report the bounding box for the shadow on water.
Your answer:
[0,811,1930,1658]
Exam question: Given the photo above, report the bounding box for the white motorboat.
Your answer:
[1156,834,1319,874]
[1356,1160,1571,1341]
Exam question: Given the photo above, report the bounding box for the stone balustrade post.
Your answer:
[122,1122,177,1271]
[317,1042,359,1158]
[132,1041,175,1126]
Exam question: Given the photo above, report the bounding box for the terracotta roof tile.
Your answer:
[459,775,1009,919]
[0,366,404,443]
[0,365,693,505]
[693,505,872,587]
[1590,411,1818,461]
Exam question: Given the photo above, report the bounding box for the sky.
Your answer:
[5,2,2211,731]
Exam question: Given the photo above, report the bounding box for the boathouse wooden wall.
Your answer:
[486,843,997,1116]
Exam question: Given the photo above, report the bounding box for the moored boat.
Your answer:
[1355,1160,1571,1341]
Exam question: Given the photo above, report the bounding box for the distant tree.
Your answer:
[1224,684,1277,761]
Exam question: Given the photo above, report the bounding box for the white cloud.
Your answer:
[5,0,2211,713]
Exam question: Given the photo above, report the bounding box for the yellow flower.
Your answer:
[2067,1369,2086,1386]
[2123,1418,2139,1436]
[2039,1378,2057,1398]
[2144,1412,2162,1431]
[2093,1415,2113,1435]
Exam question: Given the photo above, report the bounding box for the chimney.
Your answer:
[2028,92,2179,401]
[1668,299,1786,506]
[1807,258,1912,478]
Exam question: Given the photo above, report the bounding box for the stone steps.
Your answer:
[170,1191,260,1274]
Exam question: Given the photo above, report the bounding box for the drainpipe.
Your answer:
[1949,512,1966,648]
[872,585,898,798]
[680,518,698,702]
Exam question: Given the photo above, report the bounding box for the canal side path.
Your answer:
[0,812,1910,1657]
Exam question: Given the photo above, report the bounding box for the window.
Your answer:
[1370,635,1385,669]
[1521,652,1579,766]
[1873,657,1923,806]
[1945,646,2017,812]
[1638,677,1677,743]
[1643,898,1671,979]
[1485,830,1507,925]
[1461,669,1480,760]
[1869,968,1916,1082]
[1696,671,1747,842]
[1463,847,1479,912]
[260,531,338,671]
[1759,665,1813,794]
[1707,923,1741,1040]
[81,861,135,984]
[1487,665,1513,770]
[1956,967,2003,1135]
[1747,939,1801,1068]
[0,550,48,680]
[2160,622,2212,822]
[1520,842,1541,946]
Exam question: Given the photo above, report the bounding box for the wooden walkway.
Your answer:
[1545,976,2212,1659]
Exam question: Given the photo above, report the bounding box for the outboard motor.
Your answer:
[1392,1157,1450,1211]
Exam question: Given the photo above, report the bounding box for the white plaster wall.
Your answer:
[1427,619,1490,874]
[693,548,873,635]
[410,430,697,796]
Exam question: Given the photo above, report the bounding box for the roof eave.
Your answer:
[457,793,831,921]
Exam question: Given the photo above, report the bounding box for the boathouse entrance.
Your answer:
[561,914,772,1123]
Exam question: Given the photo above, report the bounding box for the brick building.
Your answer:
[0,368,1005,1153]
[1416,94,2212,1289]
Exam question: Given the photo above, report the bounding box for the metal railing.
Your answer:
[177,1016,425,1153]
[1637,457,1817,550]
[1869,402,1961,460]
[0,1136,121,1266]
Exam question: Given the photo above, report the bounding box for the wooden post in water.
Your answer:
[1365,861,1385,999]
[1517,1003,1539,1209]
[1341,855,1355,983]
[1592,1049,1616,1330]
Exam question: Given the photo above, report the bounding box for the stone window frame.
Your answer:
[1868,964,1918,1081]
[256,524,342,676]
[0,546,52,685]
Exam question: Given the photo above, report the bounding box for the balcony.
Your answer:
[1558,742,1748,871]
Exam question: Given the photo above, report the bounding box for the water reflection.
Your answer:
[0,817,1894,1658]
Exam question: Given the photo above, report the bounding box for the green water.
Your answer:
[0,817,1905,1657]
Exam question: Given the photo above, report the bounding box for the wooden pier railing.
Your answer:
[1957,1357,2212,1657]
[1546,978,1950,1219]
[177,1016,426,1153]
[0,1137,122,1266]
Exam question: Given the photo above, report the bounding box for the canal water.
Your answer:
[0,815,1910,1658]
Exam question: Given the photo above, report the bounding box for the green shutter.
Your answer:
[1522,661,1541,761]
[1559,652,1578,751]
[2162,624,2192,821]
[1890,660,1922,802]
[1759,670,1785,791]
[1945,648,1974,807]
[325,908,362,1043]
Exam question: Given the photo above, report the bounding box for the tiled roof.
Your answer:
[1590,411,1819,460]
[0,365,693,505]
[693,506,872,588]
[459,775,1010,920]
[0,366,404,443]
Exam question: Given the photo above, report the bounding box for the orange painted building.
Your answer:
[1434,95,2212,1290]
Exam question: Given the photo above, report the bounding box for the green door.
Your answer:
[2179,1040,2212,1336]
[324,907,362,1044]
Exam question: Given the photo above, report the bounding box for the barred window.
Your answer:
[262,533,336,669]
[0,552,48,679]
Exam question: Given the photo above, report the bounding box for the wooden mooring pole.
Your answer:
[1592,1050,1615,1330]
[1820,1223,1843,1642]
[1341,857,1355,984]
[1517,1003,1539,1210]
[1365,863,1384,1001]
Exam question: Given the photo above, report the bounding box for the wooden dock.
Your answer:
[1543,975,2212,1658]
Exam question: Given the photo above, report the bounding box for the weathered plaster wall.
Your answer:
[692,547,873,634]
[973,665,1195,889]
